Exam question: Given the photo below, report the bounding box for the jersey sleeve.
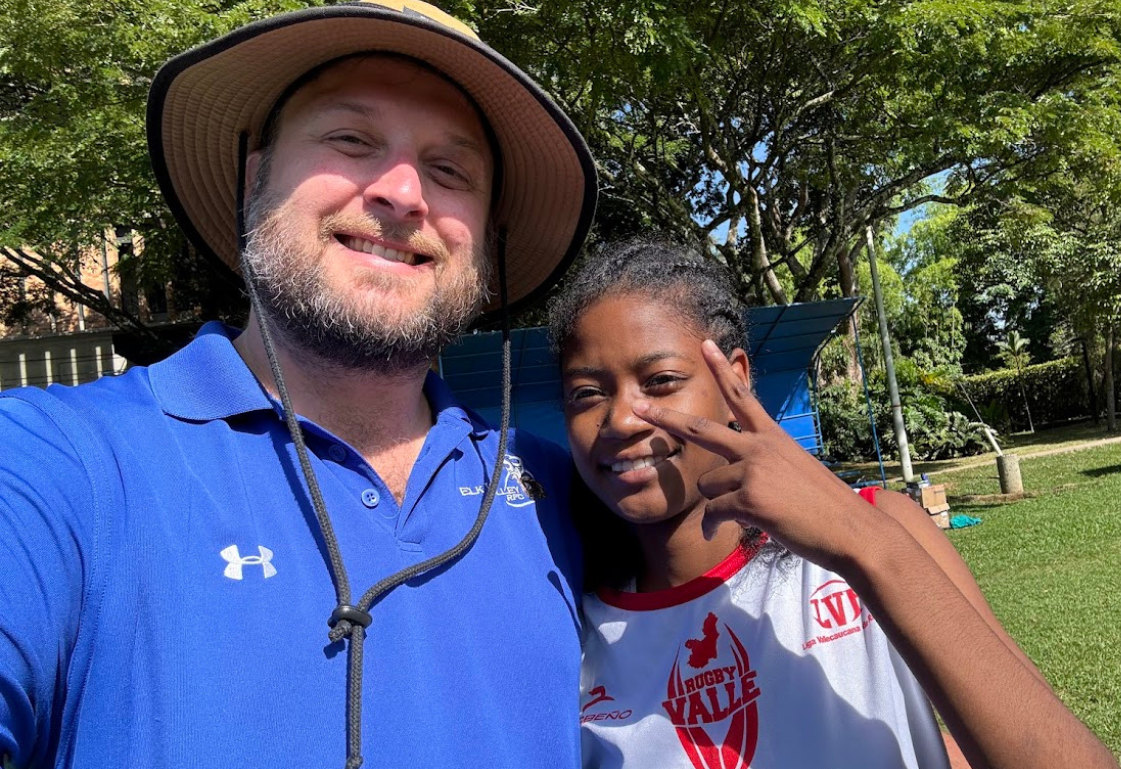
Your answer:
[0,392,100,768]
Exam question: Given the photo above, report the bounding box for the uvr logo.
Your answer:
[221,545,277,580]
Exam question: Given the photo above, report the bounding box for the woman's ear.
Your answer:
[724,347,751,423]
[728,347,751,389]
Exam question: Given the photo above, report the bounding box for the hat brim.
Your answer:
[147,2,596,321]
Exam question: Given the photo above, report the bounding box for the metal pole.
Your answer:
[865,225,915,483]
[851,304,888,488]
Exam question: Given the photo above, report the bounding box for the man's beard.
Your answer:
[242,195,492,375]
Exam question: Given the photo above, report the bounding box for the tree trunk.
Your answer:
[1017,373,1035,433]
[1081,338,1099,424]
[1106,323,1117,433]
[747,187,788,305]
[837,239,863,386]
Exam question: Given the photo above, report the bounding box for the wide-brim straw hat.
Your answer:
[147,0,597,319]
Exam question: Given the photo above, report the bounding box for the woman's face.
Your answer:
[561,292,749,526]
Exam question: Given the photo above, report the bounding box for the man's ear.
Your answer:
[244,150,262,197]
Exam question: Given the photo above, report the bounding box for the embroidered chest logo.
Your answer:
[662,612,761,769]
[458,453,544,508]
[581,685,633,724]
[220,545,277,580]
[802,579,874,651]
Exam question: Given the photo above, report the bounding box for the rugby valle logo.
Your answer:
[662,612,761,769]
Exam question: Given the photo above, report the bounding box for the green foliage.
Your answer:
[4,0,1121,347]
[996,330,1032,371]
[0,0,312,325]
[818,382,875,461]
[877,209,968,371]
[476,0,1121,306]
[957,357,1090,431]
[819,368,989,462]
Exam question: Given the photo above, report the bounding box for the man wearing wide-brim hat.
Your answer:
[0,2,596,768]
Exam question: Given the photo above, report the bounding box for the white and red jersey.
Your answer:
[580,519,951,768]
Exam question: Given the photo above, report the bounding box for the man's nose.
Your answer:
[364,156,429,221]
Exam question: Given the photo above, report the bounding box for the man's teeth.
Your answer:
[610,456,667,473]
[342,236,418,266]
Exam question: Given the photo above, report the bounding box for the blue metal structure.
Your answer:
[439,298,863,454]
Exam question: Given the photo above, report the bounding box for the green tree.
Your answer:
[883,208,967,372]
[5,0,1121,339]
[476,0,1121,307]
[0,0,308,337]
[996,329,1036,433]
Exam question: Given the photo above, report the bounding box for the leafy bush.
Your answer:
[819,377,990,462]
[954,357,1088,430]
[819,382,876,461]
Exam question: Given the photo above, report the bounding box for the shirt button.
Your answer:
[361,488,380,508]
[328,444,348,462]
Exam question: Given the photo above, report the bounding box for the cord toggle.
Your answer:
[328,604,372,630]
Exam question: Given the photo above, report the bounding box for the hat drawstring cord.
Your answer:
[236,129,511,769]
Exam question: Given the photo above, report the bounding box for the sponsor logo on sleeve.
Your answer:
[802,579,875,651]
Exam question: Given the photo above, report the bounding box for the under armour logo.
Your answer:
[220,544,277,580]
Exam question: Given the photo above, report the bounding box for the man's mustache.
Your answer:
[318,212,450,263]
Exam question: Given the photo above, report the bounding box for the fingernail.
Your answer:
[702,340,720,356]
[633,400,650,415]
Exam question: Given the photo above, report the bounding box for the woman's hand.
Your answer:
[632,339,879,572]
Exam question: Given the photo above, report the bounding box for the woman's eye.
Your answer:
[646,374,685,391]
[566,386,603,403]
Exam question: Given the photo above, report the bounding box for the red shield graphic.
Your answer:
[661,614,761,769]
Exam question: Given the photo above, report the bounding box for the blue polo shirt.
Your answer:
[0,322,582,769]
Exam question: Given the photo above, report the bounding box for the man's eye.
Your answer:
[430,162,474,189]
[328,133,374,150]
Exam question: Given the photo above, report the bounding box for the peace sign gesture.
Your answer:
[633,340,876,571]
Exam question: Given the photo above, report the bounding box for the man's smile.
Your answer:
[336,234,432,267]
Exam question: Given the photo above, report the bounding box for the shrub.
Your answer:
[954,357,1088,430]
[819,382,876,461]
[819,376,989,462]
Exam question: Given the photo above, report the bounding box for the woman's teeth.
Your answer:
[610,455,667,474]
[342,236,417,266]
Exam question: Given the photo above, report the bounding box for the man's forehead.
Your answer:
[280,55,484,130]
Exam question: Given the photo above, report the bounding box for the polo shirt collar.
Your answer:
[424,366,487,436]
[150,321,272,421]
[151,321,488,434]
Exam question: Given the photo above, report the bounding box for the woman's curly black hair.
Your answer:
[547,240,747,359]
[547,239,773,593]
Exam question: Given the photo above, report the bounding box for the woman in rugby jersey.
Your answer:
[549,240,1116,769]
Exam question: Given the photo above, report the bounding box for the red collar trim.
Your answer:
[597,534,768,611]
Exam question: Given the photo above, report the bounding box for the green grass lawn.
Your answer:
[935,440,1121,756]
[839,419,1121,481]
